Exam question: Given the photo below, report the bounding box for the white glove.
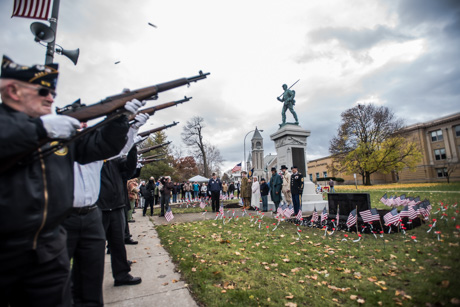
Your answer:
[132,113,149,129]
[124,99,145,114]
[134,135,147,145]
[136,162,144,168]
[40,114,80,139]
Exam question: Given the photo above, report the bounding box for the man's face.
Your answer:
[15,82,55,117]
[292,168,297,173]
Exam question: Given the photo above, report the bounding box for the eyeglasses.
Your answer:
[17,83,57,98]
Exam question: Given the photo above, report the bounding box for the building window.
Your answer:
[434,148,446,160]
[316,173,320,179]
[455,125,460,137]
[436,168,447,178]
[323,171,327,177]
[309,174,313,181]
[431,129,443,142]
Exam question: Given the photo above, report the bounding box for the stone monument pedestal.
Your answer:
[269,124,328,213]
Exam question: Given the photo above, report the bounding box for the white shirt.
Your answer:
[73,161,104,208]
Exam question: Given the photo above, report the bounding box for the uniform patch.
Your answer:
[50,141,68,156]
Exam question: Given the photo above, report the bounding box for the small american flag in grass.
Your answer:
[165,206,174,222]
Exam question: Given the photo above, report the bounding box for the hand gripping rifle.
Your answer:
[56,71,209,121]
[137,141,171,155]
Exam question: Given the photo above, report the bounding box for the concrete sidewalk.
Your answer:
[102,210,198,306]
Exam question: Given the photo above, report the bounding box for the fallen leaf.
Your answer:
[172,279,179,283]
[191,267,196,272]
[441,280,450,288]
[162,282,169,286]
[283,258,291,263]
[368,276,378,282]
[357,298,365,304]
[350,295,358,300]
[285,303,297,307]
[285,294,294,299]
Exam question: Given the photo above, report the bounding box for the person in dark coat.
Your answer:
[159,176,174,216]
[269,167,282,210]
[228,181,235,199]
[143,177,155,216]
[207,173,222,212]
[0,55,133,306]
[290,166,304,216]
[260,178,270,212]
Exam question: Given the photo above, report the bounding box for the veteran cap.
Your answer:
[1,55,59,90]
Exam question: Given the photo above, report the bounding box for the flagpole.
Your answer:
[355,205,359,235]
[45,0,60,64]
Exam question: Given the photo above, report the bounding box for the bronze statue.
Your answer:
[277,83,299,126]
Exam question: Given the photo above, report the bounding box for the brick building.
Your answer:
[307,112,460,185]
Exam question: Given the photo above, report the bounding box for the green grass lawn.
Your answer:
[155,183,460,306]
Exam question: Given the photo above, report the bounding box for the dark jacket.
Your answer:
[228,183,235,193]
[207,177,222,193]
[269,173,282,203]
[160,178,174,195]
[144,180,155,200]
[260,182,269,196]
[290,172,304,195]
[0,104,129,263]
[96,146,137,211]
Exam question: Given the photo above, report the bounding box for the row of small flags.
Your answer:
[380,193,422,207]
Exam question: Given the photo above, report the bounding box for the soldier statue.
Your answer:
[277,83,299,126]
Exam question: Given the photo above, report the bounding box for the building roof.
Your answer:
[251,127,263,140]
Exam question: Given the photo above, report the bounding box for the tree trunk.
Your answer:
[364,172,372,186]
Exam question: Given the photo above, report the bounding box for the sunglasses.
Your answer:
[18,83,57,98]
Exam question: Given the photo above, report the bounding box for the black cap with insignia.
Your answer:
[1,55,59,90]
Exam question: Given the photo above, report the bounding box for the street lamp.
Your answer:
[243,127,263,171]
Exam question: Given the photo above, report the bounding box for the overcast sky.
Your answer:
[1,0,459,172]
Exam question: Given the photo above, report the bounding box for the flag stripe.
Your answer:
[12,0,51,20]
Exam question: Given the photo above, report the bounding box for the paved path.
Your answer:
[102,210,198,306]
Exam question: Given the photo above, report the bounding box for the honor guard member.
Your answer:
[0,55,132,307]
[207,173,222,212]
[290,166,304,216]
[280,165,292,206]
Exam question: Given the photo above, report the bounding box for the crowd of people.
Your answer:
[0,56,309,306]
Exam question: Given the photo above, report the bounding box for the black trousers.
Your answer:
[62,208,105,306]
[211,191,220,212]
[160,194,171,215]
[292,193,301,215]
[143,198,154,216]
[0,241,71,307]
[101,209,131,281]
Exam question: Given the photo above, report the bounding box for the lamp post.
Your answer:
[243,128,263,172]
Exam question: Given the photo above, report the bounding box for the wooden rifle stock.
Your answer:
[137,122,179,138]
[137,141,171,154]
[56,71,209,121]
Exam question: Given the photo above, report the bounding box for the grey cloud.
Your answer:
[308,25,413,51]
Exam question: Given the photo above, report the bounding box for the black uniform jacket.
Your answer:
[96,146,137,211]
[0,104,129,263]
[290,172,304,195]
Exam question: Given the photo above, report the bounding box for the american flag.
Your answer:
[311,207,319,223]
[284,204,294,218]
[399,205,411,218]
[399,194,407,206]
[320,207,328,222]
[165,206,174,222]
[408,204,418,220]
[383,208,400,225]
[336,206,340,223]
[277,203,285,217]
[231,163,242,173]
[419,201,431,218]
[346,209,357,228]
[296,209,302,220]
[360,208,380,223]
[200,201,206,209]
[12,0,51,20]
[380,193,388,205]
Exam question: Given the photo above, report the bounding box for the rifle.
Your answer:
[277,79,300,100]
[140,158,166,165]
[137,122,179,138]
[141,153,165,160]
[137,141,171,155]
[56,71,210,121]
[129,97,191,123]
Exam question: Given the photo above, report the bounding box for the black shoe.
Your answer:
[127,260,133,266]
[143,214,146,216]
[125,238,138,245]
[106,247,111,254]
[128,220,135,223]
[114,274,142,286]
